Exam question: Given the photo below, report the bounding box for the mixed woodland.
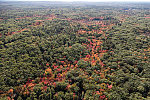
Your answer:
[0,1,150,100]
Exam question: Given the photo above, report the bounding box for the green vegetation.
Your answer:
[0,1,150,100]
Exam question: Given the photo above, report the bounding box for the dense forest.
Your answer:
[0,1,150,100]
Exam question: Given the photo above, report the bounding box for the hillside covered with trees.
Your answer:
[0,1,150,100]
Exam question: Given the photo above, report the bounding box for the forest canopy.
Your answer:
[0,1,150,100]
